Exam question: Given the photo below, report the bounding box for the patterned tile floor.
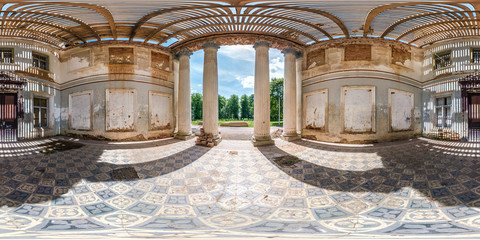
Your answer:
[1,137,480,239]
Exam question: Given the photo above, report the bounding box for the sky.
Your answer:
[190,45,284,98]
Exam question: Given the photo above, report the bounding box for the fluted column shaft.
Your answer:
[253,41,273,146]
[175,49,194,139]
[202,42,220,140]
[282,47,300,141]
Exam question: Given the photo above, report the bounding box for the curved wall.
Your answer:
[301,38,424,143]
[58,43,175,140]
[422,38,480,141]
[0,39,61,139]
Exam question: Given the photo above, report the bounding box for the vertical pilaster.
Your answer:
[281,47,300,141]
[202,42,221,145]
[173,57,179,133]
[296,53,303,135]
[253,41,274,146]
[175,49,194,140]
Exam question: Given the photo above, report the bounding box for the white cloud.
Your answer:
[270,56,284,79]
[219,45,255,62]
[236,75,255,88]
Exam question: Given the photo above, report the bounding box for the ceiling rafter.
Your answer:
[143,13,332,43]
[414,26,480,46]
[3,1,116,39]
[0,10,100,41]
[381,10,480,38]
[396,19,480,42]
[159,22,319,45]
[2,18,86,43]
[130,4,348,41]
[363,1,479,36]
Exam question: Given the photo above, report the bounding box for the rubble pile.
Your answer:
[195,128,215,147]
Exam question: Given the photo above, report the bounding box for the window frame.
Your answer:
[433,50,452,70]
[0,48,14,64]
[471,48,480,64]
[33,97,49,128]
[32,51,49,71]
[435,96,452,128]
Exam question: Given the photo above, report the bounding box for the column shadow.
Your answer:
[258,139,480,207]
[0,137,210,208]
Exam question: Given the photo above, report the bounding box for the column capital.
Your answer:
[253,40,270,49]
[282,47,298,56]
[177,49,192,58]
[202,41,220,50]
[296,51,304,59]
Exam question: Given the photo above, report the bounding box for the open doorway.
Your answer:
[189,45,284,140]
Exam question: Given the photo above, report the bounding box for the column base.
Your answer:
[252,136,275,147]
[281,133,301,142]
[174,133,195,140]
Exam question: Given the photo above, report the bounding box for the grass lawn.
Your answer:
[192,119,282,127]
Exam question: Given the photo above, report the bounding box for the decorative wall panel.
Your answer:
[69,91,92,130]
[304,89,328,130]
[106,89,136,131]
[342,86,375,133]
[389,89,414,131]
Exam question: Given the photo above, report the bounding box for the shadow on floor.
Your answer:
[0,137,210,208]
[258,138,480,207]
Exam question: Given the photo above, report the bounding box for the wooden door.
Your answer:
[0,93,18,142]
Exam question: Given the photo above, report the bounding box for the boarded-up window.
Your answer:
[109,47,134,64]
[106,89,136,131]
[344,44,371,61]
[389,89,414,131]
[149,92,172,130]
[307,48,325,69]
[342,86,375,133]
[304,89,328,130]
[68,50,90,71]
[151,51,171,71]
[69,91,92,130]
[391,47,411,65]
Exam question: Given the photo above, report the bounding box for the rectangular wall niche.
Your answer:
[151,51,171,72]
[344,44,371,61]
[149,91,172,130]
[391,46,411,65]
[106,89,136,132]
[389,89,414,131]
[304,89,328,130]
[67,50,90,72]
[342,86,375,133]
[109,47,134,64]
[69,91,92,130]
[307,48,326,69]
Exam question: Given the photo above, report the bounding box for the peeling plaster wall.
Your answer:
[0,39,61,139]
[422,38,480,141]
[302,38,423,143]
[59,43,174,140]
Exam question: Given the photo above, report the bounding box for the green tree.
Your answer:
[191,93,203,121]
[248,94,254,119]
[226,94,240,119]
[240,94,250,119]
[218,95,226,119]
[270,78,283,122]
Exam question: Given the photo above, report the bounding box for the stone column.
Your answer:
[173,58,179,133]
[202,42,221,145]
[296,53,303,135]
[252,41,274,146]
[281,47,300,141]
[175,49,194,140]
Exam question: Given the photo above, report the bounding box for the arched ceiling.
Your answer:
[1,1,480,49]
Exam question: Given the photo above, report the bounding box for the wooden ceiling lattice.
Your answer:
[1,1,480,49]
